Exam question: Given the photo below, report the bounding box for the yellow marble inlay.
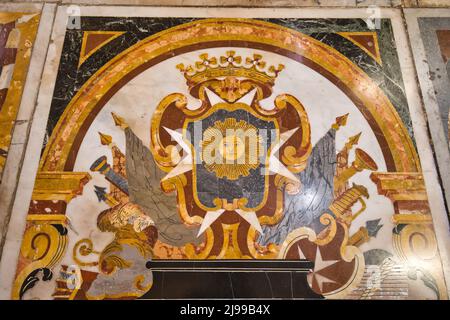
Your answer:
[201,118,261,180]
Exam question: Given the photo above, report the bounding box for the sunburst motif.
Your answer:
[201,118,261,180]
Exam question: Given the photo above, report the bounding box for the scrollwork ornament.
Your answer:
[13,222,68,299]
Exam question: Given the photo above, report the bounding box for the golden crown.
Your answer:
[176,51,284,91]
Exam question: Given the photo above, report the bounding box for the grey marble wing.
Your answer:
[125,127,202,247]
[258,129,336,246]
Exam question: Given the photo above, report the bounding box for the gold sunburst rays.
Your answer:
[200,118,262,180]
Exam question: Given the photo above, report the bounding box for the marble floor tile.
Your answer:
[418,0,450,6]
[356,0,395,6]
[0,3,56,259]
[58,0,322,6]
[405,8,450,229]
[0,6,449,301]
[0,3,42,182]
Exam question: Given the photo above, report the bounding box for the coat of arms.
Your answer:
[148,51,312,258]
[12,16,447,301]
[71,51,385,299]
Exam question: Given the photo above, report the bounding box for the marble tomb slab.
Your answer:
[0,6,449,300]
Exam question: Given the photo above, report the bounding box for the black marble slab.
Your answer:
[142,260,322,299]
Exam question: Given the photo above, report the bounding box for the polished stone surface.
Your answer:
[0,4,41,181]
[406,8,450,229]
[0,6,448,301]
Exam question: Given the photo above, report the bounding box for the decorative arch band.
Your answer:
[39,19,420,173]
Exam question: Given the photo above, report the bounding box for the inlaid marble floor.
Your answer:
[0,5,449,300]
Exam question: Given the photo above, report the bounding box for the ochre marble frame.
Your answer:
[0,6,449,299]
[0,11,40,177]
[0,2,56,297]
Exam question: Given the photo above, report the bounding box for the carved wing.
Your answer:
[125,127,202,247]
[258,129,336,246]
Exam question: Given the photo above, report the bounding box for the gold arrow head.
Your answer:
[98,131,113,146]
[111,112,129,129]
[346,132,362,148]
[332,113,349,130]
[349,132,362,144]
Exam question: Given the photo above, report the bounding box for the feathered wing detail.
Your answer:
[258,129,336,246]
[125,127,202,247]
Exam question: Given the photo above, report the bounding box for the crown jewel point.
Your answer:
[178,52,283,90]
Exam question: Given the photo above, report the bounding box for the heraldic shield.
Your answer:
[149,51,312,259]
